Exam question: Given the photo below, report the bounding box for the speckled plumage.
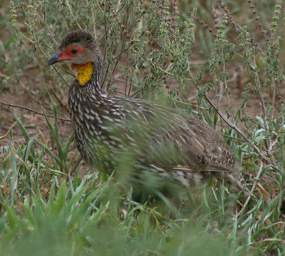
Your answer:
[56,31,241,188]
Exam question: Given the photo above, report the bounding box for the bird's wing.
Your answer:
[114,97,237,174]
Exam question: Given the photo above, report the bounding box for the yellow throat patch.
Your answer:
[72,63,94,86]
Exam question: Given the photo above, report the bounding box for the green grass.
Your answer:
[1,0,285,255]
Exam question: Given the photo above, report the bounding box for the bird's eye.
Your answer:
[71,48,78,54]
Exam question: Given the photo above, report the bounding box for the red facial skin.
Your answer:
[58,45,85,61]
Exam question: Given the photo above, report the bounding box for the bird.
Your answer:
[48,30,242,192]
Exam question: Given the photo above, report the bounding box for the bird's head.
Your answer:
[48,31,100,86]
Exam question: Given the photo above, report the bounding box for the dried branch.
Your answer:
[0,101,71,123]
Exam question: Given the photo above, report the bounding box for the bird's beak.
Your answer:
[48,51,72,65]
[48,53,60,65]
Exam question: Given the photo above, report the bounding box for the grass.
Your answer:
[1,0,285,255]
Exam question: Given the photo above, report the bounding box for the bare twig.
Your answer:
[0,101,71,123]
[0,121,17,140]
[204,94,271,164]
[68,156,82,176]
[237,162,264,217]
